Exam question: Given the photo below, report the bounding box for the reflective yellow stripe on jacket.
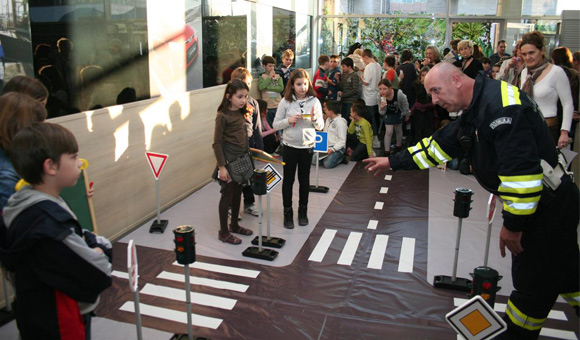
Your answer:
[501,81,522,107]
[506,299,546,331]
[561,292,580,307]
[498,174,543,215]
[408,137,452,170]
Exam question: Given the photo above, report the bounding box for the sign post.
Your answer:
[127,240,142,340]
[484,194,497,267]
[251,164,285,249]
[309,131,329,193]
[146,152,169,233]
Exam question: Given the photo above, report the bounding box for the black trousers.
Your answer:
[498,177,579,339]
[282,145,313,209]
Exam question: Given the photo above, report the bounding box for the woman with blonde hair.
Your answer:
[453,40,483,79]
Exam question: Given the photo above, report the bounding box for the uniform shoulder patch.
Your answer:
[489,117,512,129]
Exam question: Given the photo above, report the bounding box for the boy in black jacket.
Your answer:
[0,122,112,340]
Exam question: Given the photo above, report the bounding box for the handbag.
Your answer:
[224,127,254,184]
[226,152,254,184]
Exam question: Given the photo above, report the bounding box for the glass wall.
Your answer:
[202,1,248,87]
[28,0,150,117]
[320,17,446,61]
[322,0,447,16]
[3,0,576,117]
[272,8,312,69]
[0,0,34,85]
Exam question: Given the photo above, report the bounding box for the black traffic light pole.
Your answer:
[433,188,474,292]
[173,226,196,340]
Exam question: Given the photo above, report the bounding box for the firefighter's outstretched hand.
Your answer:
[499,226,523,257]
[363,157,391,176]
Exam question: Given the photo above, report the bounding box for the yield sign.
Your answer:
[145,152,168,179]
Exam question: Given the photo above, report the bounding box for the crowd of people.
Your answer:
[213,32,580,241]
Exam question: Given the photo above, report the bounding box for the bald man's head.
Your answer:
[424,62,474,112]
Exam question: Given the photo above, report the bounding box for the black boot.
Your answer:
[298,205,308,226]
[283,207,294,229]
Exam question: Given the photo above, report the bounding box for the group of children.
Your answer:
[213,49,404,243]
[0,76,113,339]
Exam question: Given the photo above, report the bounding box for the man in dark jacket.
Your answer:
[364,62,579,339]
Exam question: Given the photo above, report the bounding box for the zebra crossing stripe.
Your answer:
[172,261,260,278]
[140,283,237,310]
[374,202,384,210]
[539,328,578,340]
[119,301,222,330]
[454,298,568,321]
[380,187,389,194]
[384,175,392,180]
[367,220,378,230]
[367,235,389,270]
[337,232,363,266]
[398,237,415,273]
[308,229,337,262]
[157,271,249,293]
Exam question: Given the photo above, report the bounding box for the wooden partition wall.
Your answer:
[0,77,281,309]
[49,87,222,241]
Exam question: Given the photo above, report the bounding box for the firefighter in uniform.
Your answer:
[364,62,579,339]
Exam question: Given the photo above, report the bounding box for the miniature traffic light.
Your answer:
[453,188,473,218]
[173,225,196,265]
[470,266,502,307]
[252,169,268,196]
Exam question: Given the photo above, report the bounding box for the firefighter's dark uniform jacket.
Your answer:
[389,72,579,337]
[390,72,556,232]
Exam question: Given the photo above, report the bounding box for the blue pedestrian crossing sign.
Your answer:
[313,131,328,153]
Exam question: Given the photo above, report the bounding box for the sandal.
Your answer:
[229,225,253,236]
[218,232,241,245]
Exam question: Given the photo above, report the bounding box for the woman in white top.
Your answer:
[520,31,574,148]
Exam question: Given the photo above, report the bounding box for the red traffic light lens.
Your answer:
[176,236,184,243]
[482,282,492,290]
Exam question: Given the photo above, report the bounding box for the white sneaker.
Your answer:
[372,136,381,148]
[244,204,260,217]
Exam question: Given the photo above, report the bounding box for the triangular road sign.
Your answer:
[145,152,168,179]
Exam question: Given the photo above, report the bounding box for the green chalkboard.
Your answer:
[61,169,97,233]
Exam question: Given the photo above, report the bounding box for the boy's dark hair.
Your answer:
[362,49,373,58]
[217,79,249,113]
[351,102,368,120]
[493,62,503,68]
[256,99,268,113]
[481,57,491,65]
[325,100,341,115]
[341,57,354,68]
[10,122,78,185]
[283,69,317,102]
[318,54,330,65]
[330,55,339,60]
[353,98,366,107]
[262,56,276,66]
[400,49,413,62]
[384,55,396,68]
